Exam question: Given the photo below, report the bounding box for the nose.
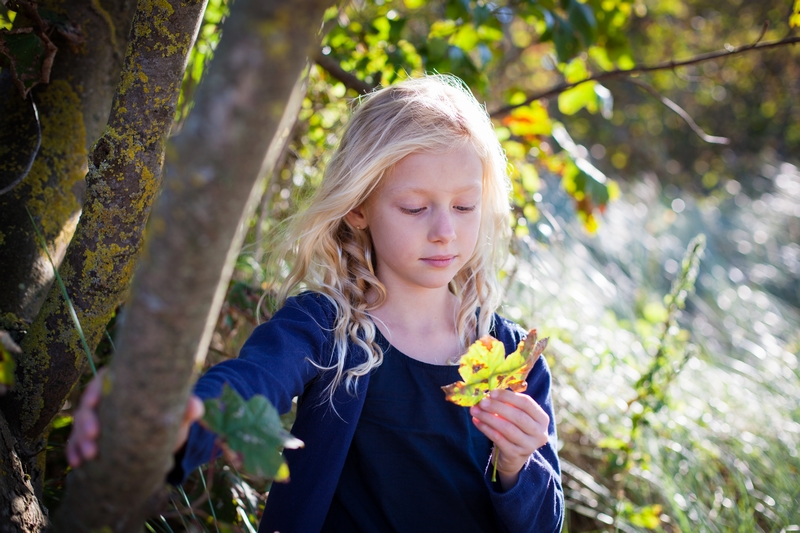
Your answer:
[429,208,456,244]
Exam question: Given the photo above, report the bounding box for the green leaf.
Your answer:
[553,19,580,62]
[558,80,598,115]
[568,1,597,46]
[451,24,479,51]
[429,19,457,39]
[445,0,471,20]
[792,0,800,27]
[562,57,589,83]
[473,4,491,27]
[202,384,304,482]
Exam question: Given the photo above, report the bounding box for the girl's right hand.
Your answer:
[66,370,205,468]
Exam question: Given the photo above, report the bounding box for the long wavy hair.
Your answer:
[273,74,511,403]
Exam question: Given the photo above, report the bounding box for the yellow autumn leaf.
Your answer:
[791,0,800,28]
[441,329,549,406]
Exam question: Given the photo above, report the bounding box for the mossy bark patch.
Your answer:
[0,79,86,324]
[2,0,207,446]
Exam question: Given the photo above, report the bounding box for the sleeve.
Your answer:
[486,320,565,533]
[167,293,335,484]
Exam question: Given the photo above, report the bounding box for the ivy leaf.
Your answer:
[201,384,304,482]
[442,329,548,406]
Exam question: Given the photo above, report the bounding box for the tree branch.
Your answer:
[489,34,800,118]
[314,51,376,94]
[627,78,730,145]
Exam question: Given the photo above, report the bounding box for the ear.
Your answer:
[344,206,368,231]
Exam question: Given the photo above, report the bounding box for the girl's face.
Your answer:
[347,144,483,295]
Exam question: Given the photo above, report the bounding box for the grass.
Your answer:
[503,160,800,531]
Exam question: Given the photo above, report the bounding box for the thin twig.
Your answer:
[314,51,376,94]
[626,78,730,145]
[490,34,800,118]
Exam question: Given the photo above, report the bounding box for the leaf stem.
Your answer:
[492,447,498,483]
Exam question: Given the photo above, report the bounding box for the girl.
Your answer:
[68,75,564,532]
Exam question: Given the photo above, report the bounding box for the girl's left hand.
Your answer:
[469,388,550,490]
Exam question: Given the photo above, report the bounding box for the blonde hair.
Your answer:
[274,74,511,403]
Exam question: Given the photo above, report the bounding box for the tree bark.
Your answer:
[0,412,48,533]
[0,0,207,451]
[0,0,137,327]
[54,0,334,530]
[0,3,138,531]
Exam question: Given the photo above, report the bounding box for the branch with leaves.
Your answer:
[489,34,800,118]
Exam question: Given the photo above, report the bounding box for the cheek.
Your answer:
[464,215,482,246]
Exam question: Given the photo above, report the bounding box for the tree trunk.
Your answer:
[0,413,48,533]
[0,3,138,532]
[1,0,207,450]
[0,0,137,327]
[54,0,334,530]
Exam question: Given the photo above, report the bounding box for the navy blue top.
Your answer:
[321,328,501,532]
[175,292,564,533]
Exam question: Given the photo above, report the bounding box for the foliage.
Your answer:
[201,384,303,483]
[174,0,229,127]
[441,330,548,406]
[310,0,637,231]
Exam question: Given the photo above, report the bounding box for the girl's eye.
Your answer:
[400,207,425,214]
[454,205,477,212]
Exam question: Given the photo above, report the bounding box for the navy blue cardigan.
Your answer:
[177,292,564,533]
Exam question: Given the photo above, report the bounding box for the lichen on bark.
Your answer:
[2,0,208,444]
[0,79,86,325]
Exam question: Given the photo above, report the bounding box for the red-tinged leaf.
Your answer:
[442,329,549,406]
[0,28,57,98]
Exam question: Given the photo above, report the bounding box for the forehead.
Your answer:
[381,145,483,195]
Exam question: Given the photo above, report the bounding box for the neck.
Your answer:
[371,285,458,336]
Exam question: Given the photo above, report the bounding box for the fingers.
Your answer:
[186,394,205,424]
[470,390,548,441]
[67,371,204,465]
[66,371,106,468]
[469,389,550,469]
[174,394,205,452]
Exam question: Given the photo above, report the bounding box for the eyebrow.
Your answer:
[387,184,482,195]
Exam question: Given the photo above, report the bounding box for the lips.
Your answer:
[421,255,456,267]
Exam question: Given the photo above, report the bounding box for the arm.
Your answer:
[471,354,565,533]
[171,293,335,482]
[69,293,335,483]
